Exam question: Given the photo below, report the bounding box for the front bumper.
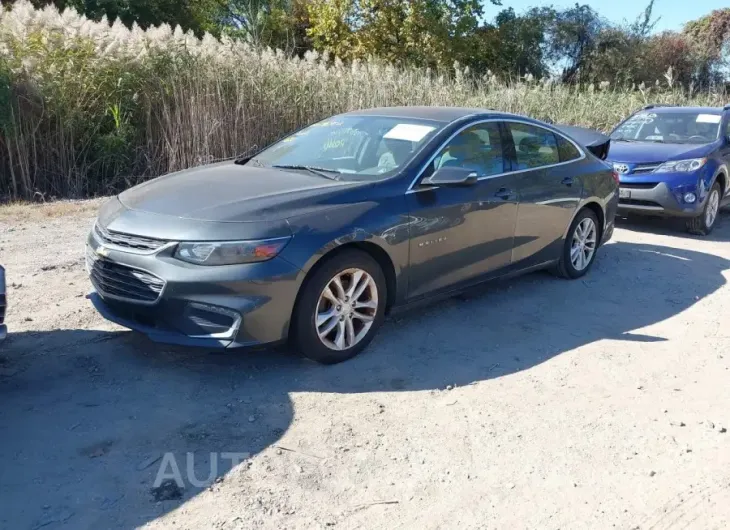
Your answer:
[617,181,703,218]
[86,230,303,349]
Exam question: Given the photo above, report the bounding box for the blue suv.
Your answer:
[608,105,730,235]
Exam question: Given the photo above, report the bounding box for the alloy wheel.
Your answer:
[570,217,597,272]
[316,268,379,351]
[705,189,720,228]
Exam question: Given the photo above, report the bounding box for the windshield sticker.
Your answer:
[384,124,436,143]
[312,120,344,128]
[625,113,653,125]
[696,114,721,124]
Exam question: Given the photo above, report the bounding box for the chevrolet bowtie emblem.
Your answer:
[96,245,109,257]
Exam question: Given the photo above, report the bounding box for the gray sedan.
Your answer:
[87,107,618,364]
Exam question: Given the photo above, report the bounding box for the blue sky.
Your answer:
[483,0,726,32]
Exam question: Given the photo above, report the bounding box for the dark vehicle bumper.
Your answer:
[86,231,303,349]
[0,265,6,342]
[617,182,703,218]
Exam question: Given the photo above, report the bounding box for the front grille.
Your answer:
[632,164,661,174]
[621,182,658,189]
[87,249,165,303]
[94,224,168,252]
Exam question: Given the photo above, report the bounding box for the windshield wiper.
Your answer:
[272,165,340,180]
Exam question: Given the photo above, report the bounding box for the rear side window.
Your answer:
[508,123,559,169]
[556,135,581,162]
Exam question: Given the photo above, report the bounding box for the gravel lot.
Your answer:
[1,202,730,530]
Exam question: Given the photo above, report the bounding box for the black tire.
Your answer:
[291,249,387,365]
[554,208,601,279]
[686,182,722,236]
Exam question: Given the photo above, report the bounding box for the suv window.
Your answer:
[425,122,506,179]
[556,135,581,162]
[508,123,559,169]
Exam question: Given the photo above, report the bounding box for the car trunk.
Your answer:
[554,124,611,160]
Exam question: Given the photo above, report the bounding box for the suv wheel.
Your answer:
[555,208,600,279]
[687,182,721,236]
[291,250,386,364]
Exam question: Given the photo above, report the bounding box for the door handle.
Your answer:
[562,177,574,186]
[494,187,514,200]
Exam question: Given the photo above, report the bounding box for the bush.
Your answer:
[0,1,727,200]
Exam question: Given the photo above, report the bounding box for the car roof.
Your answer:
[340,106,515,123]
[644,106,725,114]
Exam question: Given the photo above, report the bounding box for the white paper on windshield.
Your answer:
[384,124,436,142]
[696,114,721,124]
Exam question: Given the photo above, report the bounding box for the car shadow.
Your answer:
[616,209,730,241]
[0,239,728,529]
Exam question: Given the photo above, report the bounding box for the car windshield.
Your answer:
[610,110,722,145]
[247,116,442,179]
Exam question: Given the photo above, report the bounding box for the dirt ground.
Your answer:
[1,201,730,530]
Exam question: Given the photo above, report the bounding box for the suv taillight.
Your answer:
[611,171,620,185]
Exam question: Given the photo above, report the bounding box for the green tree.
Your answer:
[20,0,226,36]
[472,7,549,79]
[220,0,308,49]
[684,8,730,85]
[306,0,496,68]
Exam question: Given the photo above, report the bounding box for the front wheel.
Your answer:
[291,250,387,364]
[686,182,721,236]
[555,208,600,279]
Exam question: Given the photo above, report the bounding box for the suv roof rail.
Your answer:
[642,104,679,110]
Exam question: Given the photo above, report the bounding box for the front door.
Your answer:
[405,121,519,299]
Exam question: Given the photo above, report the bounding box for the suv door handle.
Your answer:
[562,177,574,186]
[494,187,514,200]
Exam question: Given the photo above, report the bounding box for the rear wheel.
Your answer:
[686,182,721,236]
[291,250,386,364]
[555,208,600,279]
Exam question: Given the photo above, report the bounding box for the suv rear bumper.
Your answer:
[617,182,702,218]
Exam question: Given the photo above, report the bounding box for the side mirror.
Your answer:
[421,167,478,187]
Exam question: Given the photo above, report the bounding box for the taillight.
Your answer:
[611,170,620,185]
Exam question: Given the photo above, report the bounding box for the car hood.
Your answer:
[606,141,715,164]
[118,161,364,223]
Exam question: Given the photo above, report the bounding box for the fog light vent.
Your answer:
[183,302,241,338]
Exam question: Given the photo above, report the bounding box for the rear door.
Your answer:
[504,121,584,266]
[405,121,519,299]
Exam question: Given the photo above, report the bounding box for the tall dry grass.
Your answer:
[0,1,728,200]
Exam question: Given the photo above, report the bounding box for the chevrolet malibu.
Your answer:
[87,107,618,364]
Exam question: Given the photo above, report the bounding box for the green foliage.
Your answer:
[472,7,548,79]
[1,1,729,200]
[21,0,226,35]
[306,0,486,68]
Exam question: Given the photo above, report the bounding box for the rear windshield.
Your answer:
[610,111,722,145]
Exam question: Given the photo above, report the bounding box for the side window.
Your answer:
[556,135,581,162]
[424,122,505,178]
[508,123,560,170]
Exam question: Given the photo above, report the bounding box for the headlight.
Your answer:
[174,237,291,266]
[655,158,707,173]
